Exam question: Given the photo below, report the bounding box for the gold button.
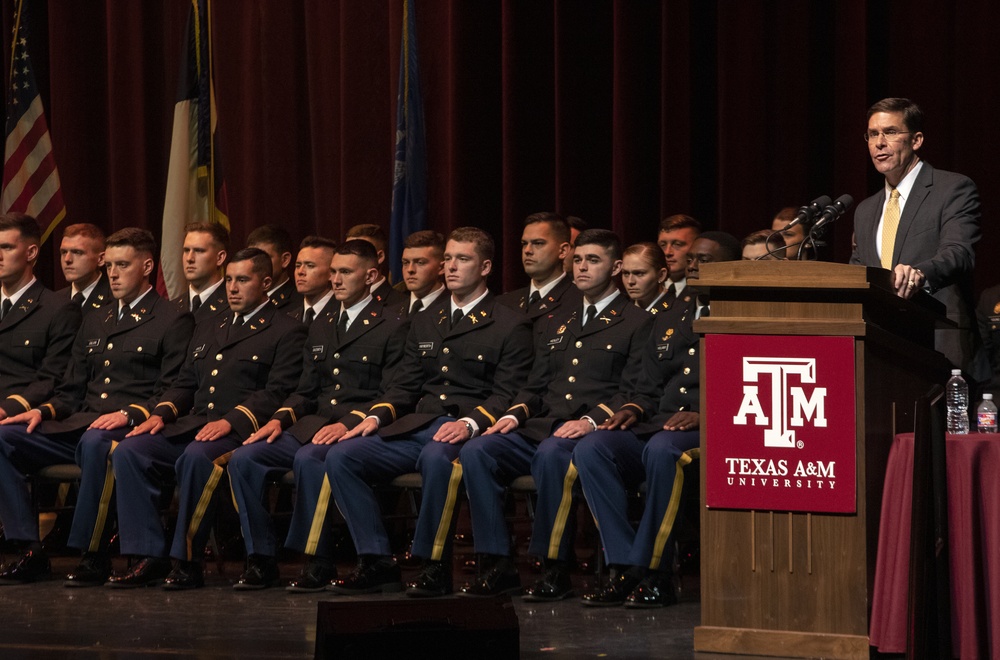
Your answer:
[565,393,573,401]
[683,367,691,375]
[441,366,449,373]
[679,406,685,411]
[572,358,579,366]
[215,354,223,361]
[209,386,216,393]
[335,384,341,390]
[104,360,110,367]
[252,355,258,361]
[333,368,340,375]
[477,355,483,361]
[440,394,448,400]
[362,356,368,362]
[568,376,576,383]
[606,344,612,350]
[211,369,218,376]
[575,341,583,348]
[100,393,108,399]
[333,353,340,359]
[107,343,114,350]
[331,399,337,405]
[688,348,696,355]
[443,381,450,386]
[679,387,687,394]
[208,402,215,410]
[137,346,143,352]
[104,378,110,384]
[443,347,450,354]
[24,340,30,346]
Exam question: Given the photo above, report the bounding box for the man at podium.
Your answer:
[850,97,986,380]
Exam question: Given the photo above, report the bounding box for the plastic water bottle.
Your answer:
[977,393,997,434]
[946,369,969,434]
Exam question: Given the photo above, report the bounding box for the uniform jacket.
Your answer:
[371,278,409,309]
[37,291,194,432]
[172,285,230,326]
[504,292,652,442]
[496,274,578,334]
[0,280,82,417]
[151,303,307,440]
[58,273,113,318]
[365,291,534,438]
[850,162,986,379]
[267,279,303,315]
[272,300,410,443]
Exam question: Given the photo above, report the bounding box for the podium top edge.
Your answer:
[694,261,889,290]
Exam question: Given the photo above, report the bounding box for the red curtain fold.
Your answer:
[2,0,998,293]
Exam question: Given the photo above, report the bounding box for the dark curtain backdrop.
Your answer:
[4,0,999,293]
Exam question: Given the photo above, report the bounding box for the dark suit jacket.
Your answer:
[504,292,652,442]
[37,291,194,432]
[850,162,987,379]
[365,292,534,438]
[58,273,113,318]
[0,281,82,417]
[152,304,307,440]
[272,300,410,443]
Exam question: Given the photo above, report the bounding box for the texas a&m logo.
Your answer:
[732,357,827,449]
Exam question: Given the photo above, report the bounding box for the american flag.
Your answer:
[2,1,66,243]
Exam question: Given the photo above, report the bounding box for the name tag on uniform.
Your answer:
[86,338,101,348]
[547,336,564,346]
[418,341,434,351]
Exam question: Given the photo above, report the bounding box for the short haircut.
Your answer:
[336,238,379,267]
[698,231,741,262]
[0,212,41,244]
[742,229,785,251]
[658,214,702,234]
[298,235,338,251]
[867,97,924,134]
[566,216,588,233]
[62,223,106,246]
[185,222,230,253]
[524,211,571,244]
[345,224,388,253]
[106,227,156,258]
[773,207,797,224]
[575,228,622,261]
[246,224,294,256]
[623,242,668,271]
[448,227,495,262]
[403,229,445,253]
[228,247,272,279]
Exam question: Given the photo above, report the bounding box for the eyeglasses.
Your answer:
[863,129,911,143]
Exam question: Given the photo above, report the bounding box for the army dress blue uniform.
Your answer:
[324,293,533,561]
[0,292,190,547]
[495,273,579,339]
[574,290,701,572]
[111,304,306,560]
[459,292,652,561]
[228,299,409,559]
[58,272,113,318]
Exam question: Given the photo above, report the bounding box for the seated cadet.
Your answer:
[397,230,446,315]
[622,242,671,312]
[224,240,408,591]
[172,222,230,320]
[105,248,306,588]
[458,229,652,600]
[58,223,113,315]
[656,214,701,301]
[291,236,337,326]
[345,223,408,308]
[741,229,784,261]
[496,212,576,329]
[771,207,811,260]
[325,227,533,597]
[0,227,190,585]
[574,231,740,607]
[563,216,588,278]
[247,224,303,312]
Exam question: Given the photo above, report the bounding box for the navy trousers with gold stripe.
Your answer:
[169,436,242,561]
[324,417,463,560]
[283,442,338,558]
[574,429,699,569]
[67,427,130,553]
[0,425,77,542]
[228,432,302,557]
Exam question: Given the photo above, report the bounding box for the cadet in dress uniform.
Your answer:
[0,227,190,585]
[171,222,230,326]
[224,240,410,591]
[574,231,740,608]
[621,242,671,312]
[345,223,409,309]
[458,229,652,599]
[106,248,306,588]
[287,236,337,326]
[57,223,113,316]
[496,212,578,336]
[391,229,447,317]
[247,224,304,314]
[323,228,533,596]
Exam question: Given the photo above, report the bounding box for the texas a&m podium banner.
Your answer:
[704,334,856,513]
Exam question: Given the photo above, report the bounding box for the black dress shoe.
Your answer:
[624,572,680,608]
[458,556,520,598]
[521,563,572,602]
[163,560,205,590]
[233,554,280,590]
[406,560,452,597]
[0,549,51,585]
[327,555,402,594]
[286,558,337,593]
[580,569,642,607]
[105,557,171,588]
[64,552,111,588]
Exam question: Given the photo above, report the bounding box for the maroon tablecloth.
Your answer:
[870,433,1000,658]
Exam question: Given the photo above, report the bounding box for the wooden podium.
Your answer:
[691,261,951,659]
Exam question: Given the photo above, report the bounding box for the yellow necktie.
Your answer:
[880,188,901,269]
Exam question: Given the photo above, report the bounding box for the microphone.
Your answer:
[783,195,832,230]
[811,194,854,230]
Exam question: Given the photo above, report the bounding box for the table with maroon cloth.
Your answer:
[870,433,1000,658]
